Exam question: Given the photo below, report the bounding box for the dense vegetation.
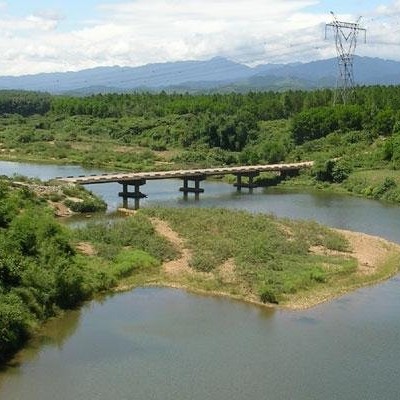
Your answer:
[0,180,175,363]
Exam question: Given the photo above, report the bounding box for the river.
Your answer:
[1,160,400,399]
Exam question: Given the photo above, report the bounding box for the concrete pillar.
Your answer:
[183,177,189,200]
[249,175,254,194]
[122,183,128,208]
[118,179,147,210]
[179,175,205,200]
[236,174,242,192]
[195,179,200,201]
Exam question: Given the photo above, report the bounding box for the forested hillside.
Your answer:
[1,87,400,201]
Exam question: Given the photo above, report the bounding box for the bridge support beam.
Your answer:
[118,179,147,210]
[179,175,206,200]
[234,172,260,193]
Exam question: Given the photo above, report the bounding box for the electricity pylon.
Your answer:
[325,12,366,104]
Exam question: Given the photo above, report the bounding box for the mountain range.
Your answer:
[0,56,399,95]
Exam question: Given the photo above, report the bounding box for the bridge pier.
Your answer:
[280,169,299,179]
[234,172,260,193]
[118,179,147,210]
[179,175,206,200]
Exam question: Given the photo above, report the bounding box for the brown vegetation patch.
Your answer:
[274,222,294,240]
[49,201,72,217]
[118,208,138,216]
[309,245,349,258]
[217,258,237,284]
[76,242,97,256]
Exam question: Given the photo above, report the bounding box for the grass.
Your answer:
[349,169,400,186]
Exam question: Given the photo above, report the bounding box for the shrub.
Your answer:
[313,159,351,183]
[372,177,397,199]
[260,288,279,304]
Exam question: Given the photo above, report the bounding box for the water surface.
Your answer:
[1,160,400,400]
[1,286,400,400]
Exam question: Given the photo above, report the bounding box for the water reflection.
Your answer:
[1,286,400,400]
[0,308,81,389]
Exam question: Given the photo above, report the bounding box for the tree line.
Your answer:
[1,86,400,165]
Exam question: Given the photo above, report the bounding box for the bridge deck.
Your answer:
[57,161,313,185]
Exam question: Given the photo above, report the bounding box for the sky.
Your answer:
[0,0,399,76]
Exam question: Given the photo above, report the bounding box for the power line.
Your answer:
[325,12,366,104]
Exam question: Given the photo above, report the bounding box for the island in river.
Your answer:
[108,208,400,310]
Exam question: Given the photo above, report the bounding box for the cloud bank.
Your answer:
[0,0,398,75]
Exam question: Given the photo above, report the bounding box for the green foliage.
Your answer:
[382,133,400,168]
[291,105,365,145]
[0,292,33,358]
[76,214,177,262]
[260,288,279,304]
[373,109,395,136]
[372,177,397,199]
[344,170,400,202]
[0,183,80,361]
[313,158,352,183]
[0,91,51,116]
[64,198,106,213]
[0,86,400,177]
[112,249,160,278]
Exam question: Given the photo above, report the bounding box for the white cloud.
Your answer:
[376,0,400,16]
[0,0,398,75]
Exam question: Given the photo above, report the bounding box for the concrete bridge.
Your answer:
[57,161,313,209]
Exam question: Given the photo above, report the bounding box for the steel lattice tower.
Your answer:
[325,12,366,104]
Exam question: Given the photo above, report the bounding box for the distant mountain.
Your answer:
[0,56,399,94]
[252,57,400,86]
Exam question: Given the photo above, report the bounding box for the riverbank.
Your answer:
[10,179,107,216]
[275,168,400,206]
[110,208,400,310]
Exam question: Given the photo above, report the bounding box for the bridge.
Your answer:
[57,161,313,209]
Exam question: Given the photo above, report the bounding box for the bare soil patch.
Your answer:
[49,201,72,217]
[336,229,400,276]
[311,229,400,276]
[150,218,192,275]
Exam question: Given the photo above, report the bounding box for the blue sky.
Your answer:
[306,0,382,13]
[0,0,399,75]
